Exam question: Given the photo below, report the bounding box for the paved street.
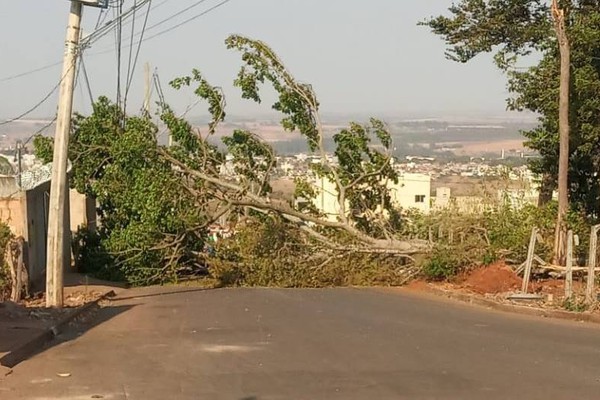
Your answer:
[2,287,600,399]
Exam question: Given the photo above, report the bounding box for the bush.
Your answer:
[0,222,15,301]
[409,201,594,282]
[421,246,462,281]
[72,227,120,282]
[208,218,416,288]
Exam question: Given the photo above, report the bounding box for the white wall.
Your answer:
[311,172,432,221]
[388,173,431,214]
[312,177,347,222]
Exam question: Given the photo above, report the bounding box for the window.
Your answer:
[415,195,426,203]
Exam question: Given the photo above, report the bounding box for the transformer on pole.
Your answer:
[73,0,109,8]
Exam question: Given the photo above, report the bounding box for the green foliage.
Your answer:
[484,202,557,263]
[72,227,119,281]
[33,135,54,164]
[422,246,462,281]
[563,296,588,312]
[226,35,320,151]
[421,0,551,67]
[56,97,209,285]
[0,222,15,300]
[222,130,275,195]
[328,119,399,235]
[423,1,600,218]
[169,69,226,135]
[208,218,414,288]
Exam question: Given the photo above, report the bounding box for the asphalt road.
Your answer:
[2,287,600,400]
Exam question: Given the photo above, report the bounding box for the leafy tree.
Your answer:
[35,35,426,285]
[36,98,210,285]
[422,0,600,263]
[160,35,425,255]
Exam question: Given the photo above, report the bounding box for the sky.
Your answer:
[0,0,531,121]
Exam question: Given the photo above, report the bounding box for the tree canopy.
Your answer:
[35,35,426,285]
[423,0,600,218]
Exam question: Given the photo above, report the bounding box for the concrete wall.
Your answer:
[312,177,348,222]
[432,187,540,215]
[0,194,26,237]
[23,181,51,287]
[69,190,97,232]
[0,176,95,289]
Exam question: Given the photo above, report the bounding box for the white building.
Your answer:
[388,173,431,214]
[311,173,431,221]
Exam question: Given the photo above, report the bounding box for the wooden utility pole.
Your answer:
[565,230,574,300]
[586,225,600,305]
[143,62,151,115]
[521,227,538,294]
[551,0,571,266]
[16,140,23,189]
[46,1,83,308]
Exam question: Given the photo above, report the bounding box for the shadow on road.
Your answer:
[55,304,135,342]
[111,286,216,302]
[0,303,134,368]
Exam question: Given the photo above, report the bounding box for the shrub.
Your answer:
[208,218,416,288]
[72,227,120,282]
[421,246,462,281]
[0,222,15,301]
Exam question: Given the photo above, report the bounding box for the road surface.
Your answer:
[2,287,600,399]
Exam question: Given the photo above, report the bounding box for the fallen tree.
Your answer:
[36,35,428,286]
[160,35,428,256]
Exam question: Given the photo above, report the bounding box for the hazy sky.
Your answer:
[0,0,526,121]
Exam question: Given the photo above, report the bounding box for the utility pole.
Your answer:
[143,62,151,115]
[46,1,83,308]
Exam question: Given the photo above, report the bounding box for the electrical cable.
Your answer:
[124,0,153,113]
[89,0,234,57]
[144,0,211,33]
[115,1,124,107]
[82,0,152,48]
[0,63,75,127]
[135,0,233,44]
[123,0,139,114]
[0,0,162,85]
[21,50,87,147]
[0,61,63,84]
[80,54,95,107]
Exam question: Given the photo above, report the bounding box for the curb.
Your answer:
[0,290,116,369]
[421,286,600,325]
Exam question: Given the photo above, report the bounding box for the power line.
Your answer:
[144,0,211,33]
[90,0,234,57]
[0,0,161,85]
[80,54,95,107]
[82,0,153,48]
[23,117,58,147]
[124,0,153,112]
[123,0,140,114]
[21,49,89,147]
[137,0,234,44]
[0,61,63,83]
[115,1,124,107]
[0,63,75,127]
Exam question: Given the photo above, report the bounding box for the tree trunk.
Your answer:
[537,173,554,207]
[552,0,571,266]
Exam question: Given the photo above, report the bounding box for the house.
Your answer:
[311,172,432,221]
[388,173,431,214]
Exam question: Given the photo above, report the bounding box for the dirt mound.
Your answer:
[463,262,521,295]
